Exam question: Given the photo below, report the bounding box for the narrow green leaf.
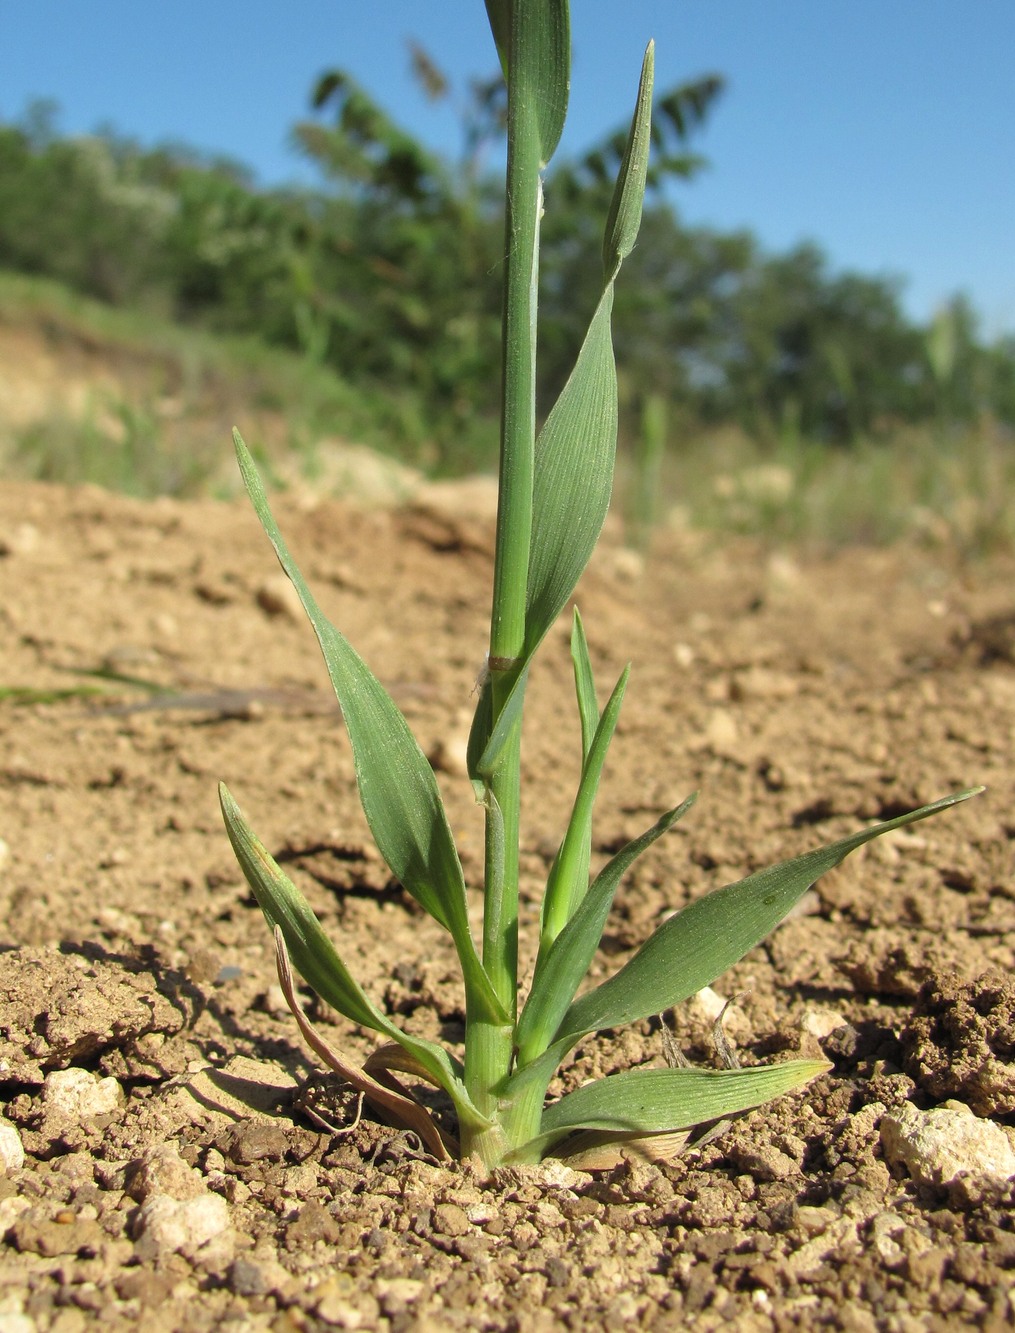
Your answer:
[478,285,618,783]
[511,0,570,166]
[525,286,618,654]
[559,788,984,1043]
[473,663,529,782]
[483,0,510,80]
[513,1060,829,1161]
[221,782,388,1032]
[232,431,506,1025]
[466,673,494,798]
[603,41,655,276]
[478,40,655,781]
[515,796,696,1068]
[219,783,491,1130]
[570,608,599,760]
[539,665,630,948]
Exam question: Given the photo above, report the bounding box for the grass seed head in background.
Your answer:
[219,1,983,1171]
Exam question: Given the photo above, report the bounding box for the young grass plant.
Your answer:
[219,0,981,1170]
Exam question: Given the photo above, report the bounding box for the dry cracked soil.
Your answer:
[1,473,1014,1332]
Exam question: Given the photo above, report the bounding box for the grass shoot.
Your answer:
[219,0,982,1170]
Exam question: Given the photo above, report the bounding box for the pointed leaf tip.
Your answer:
[603,40,655,275]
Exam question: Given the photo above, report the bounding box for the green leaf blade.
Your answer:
[559,789,984,1044]
[473,663,529,782]
[510,0,570,166]
[219,783,491,1129]
[570,608,599,760]
[524,286,618,656]
[232,432,506,1025]
[539,664,630,948]
[483,0,510,79]
[515,796,696,1069]
[603,41,655,275]
[221,781,387,1033]
[515,1060,829,1161]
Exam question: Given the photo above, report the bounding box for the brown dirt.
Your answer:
[1,473,1014,1331]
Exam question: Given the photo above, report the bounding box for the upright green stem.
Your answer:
[463,6,546,1155]
[483,12,543,1009]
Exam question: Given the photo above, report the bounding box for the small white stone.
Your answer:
[0,522,40,557]
[689,986,727,1022]
[0,1299,36,1333]
[800,1007,848,1040]
[795,1204,837,1236]
[42,1068,122,1118]
[0,1196,31,1231]
[0,839,9,872]
[0,1119,24,1172]
[701,707,738,751]
[374,1277,425,1309]
[870,1212,907,1269]
[429,728,471,778]
[256,575,303,621]
[881,1101,1015,1186]
[133,1192,232,1260]
[530,1158,585,1191]
[151,612,179,639]
[128,1143,206,1203]
[609,548,645,582]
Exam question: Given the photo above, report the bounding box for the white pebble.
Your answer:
[881,1101,1015,1186]
[800,1007,849,1040]
[128,1143,205,1203]
[0,1119,24,1172]
[0,523,40,557]
[0,1297,36,1333]
[689,986,727,1022]
[133,1192,232,1260]
[256,575,303,621]
[42,1068,122,1118]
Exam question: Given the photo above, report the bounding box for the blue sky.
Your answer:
[2,1,1012,335]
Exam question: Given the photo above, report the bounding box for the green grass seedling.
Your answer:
[220,1,982,1170]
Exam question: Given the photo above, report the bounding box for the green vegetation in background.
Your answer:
[3,273,1011,555]
[2,67,1014,479]
[0,270,478,495]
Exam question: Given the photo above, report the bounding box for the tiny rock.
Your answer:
[800,1006,849,1041]
[0,522,40,557]
[689,986,727,1023]
[256,574,303,621]
[730,667,800,701]
[0,1117,25,1172]
[698,707,738,753]
[428,709,472,778]
[133,1192,233,1262]
[127,1142,206,1203]
[673,642,695,668]
[881,1100,1015,1186]
[42,1067,122,1119]
[870,1212,908,1270]
[375,1277,425,1316]
[609,547,645,582]
[228,1250,292,1299]
[432,1202,471,1237]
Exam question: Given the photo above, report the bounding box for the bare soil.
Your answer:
[1,473,1014,1331]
